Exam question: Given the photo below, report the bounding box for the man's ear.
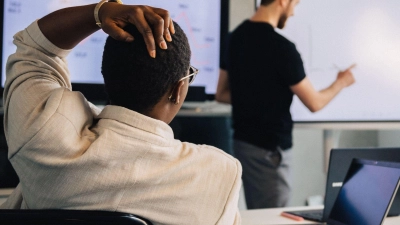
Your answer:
[168,80,185,105]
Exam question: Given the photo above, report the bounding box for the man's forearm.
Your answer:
[314,81,344,111]
[38,4,99,50]
[291,77,343,112]
[216,69,232,104]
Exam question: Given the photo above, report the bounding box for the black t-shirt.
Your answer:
[227,20,306,150]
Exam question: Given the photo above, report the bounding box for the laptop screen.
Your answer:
[327,159,400,225]
[324,148,400,220]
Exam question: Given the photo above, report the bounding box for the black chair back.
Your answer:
[0,209,153,225]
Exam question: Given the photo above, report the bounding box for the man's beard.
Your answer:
[277,12,288,29]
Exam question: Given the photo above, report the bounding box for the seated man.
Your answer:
[1,2,241,225]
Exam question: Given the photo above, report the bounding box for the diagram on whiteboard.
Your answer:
[2,0,221,94]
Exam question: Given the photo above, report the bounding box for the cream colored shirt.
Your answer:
[1,21,242,225]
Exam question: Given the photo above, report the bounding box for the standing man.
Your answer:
[216,0,355,209]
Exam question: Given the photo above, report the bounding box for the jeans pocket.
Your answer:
[263,149,282,169]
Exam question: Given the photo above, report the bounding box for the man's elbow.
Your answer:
[215,92,231,104]
[307,103,324,113]
[215,92,224,102]
[305,101,324,113]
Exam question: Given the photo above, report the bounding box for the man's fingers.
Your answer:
[158,11,173,42]
[144,8,168,50]
[128,10,158,58]
[345,63,357,72]
[101,5,174,58]
[163,18,172,42]
[169,18,175,35]
[102,20,134,42]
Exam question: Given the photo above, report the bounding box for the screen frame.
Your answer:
[0,0,230,102]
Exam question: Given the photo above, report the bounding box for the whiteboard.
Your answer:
[270,0,400,122]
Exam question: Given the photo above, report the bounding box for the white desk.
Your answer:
[178,101,231,117]
[240,206,400,225]
[0,188,14,205]
[92,101,232,117]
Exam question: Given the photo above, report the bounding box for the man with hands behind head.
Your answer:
[1,1,242,224]
[216,0,355,209]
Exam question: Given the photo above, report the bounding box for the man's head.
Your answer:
[102,21,192,123]
[277,0,299,29]
[259,0,300,29]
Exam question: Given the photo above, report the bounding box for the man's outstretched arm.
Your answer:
[38,2,175,57]
[291,64,356,112]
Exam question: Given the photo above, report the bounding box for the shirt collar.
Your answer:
[96,105,175,140]
[245,19,275,31]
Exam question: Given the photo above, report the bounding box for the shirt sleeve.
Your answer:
[3,20,73,156]
[216,159,242,225]
[277,42,306,86]
[219,33,231,70]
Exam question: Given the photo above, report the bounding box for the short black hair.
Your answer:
[260,0,293,6]
[101,21,191,114]
[260,0,275,6]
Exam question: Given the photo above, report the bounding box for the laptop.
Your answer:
[284,147,400,222]
[326,158,400,225]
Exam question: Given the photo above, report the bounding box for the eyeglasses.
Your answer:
[168,66,199,103]
[178,65,199,85]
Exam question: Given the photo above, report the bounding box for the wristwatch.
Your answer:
[94,0,124,28]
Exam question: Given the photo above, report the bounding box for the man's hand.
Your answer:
[99,3,175,58]
[336,64,356,88]
[38,3,174,57]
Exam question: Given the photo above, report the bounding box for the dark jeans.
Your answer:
[233,140,292,209]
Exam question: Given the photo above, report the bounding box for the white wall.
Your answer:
[229,0,254,31]
[290,128,325,206]
[378,130,400,147]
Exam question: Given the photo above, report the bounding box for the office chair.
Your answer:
[0,209,153,225]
